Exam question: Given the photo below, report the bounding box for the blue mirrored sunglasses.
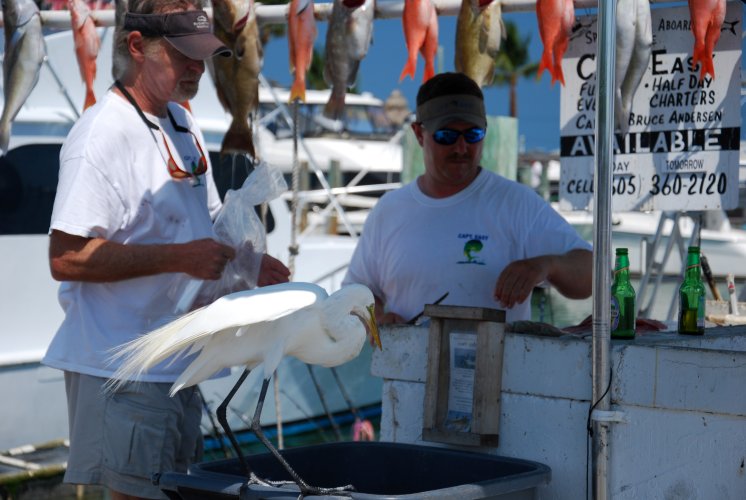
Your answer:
[431,127,486,145]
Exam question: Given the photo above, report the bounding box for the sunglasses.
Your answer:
[161,113,208,180]
[113,80,207,183]
[431,127,486,146]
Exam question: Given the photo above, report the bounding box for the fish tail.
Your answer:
[83,89,96,110]
[0,124,9,157]
[554,62,565,86]
[399,57,417,82]
[289,77,306,103]
[553,36,569,86]
[422,58,435,83]
[323,91,345,121]
[221,119,256,159]
[537,51,552,81]
[700,56,715,81]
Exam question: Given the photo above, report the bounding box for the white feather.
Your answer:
[107,282,379,397]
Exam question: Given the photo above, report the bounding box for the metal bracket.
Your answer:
[591,409,627,423]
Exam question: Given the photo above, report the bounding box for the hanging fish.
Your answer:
[112,0,128,80]
[69,0,100,111]
[288,0,317,103]
[688,0,725,81]
[455,0,503,88]
[420,0,438,82]
[323,0,374,121]
[536,0,574,86]
[211,0,264,158]
[0,0,45,156]
[615,0,652,134]
[399,0,438,83]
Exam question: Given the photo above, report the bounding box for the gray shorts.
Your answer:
[64,371,203,499]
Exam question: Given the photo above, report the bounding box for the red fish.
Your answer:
[69,0,100,110]
[688,0,725,81]
[399,0,439,83]
[536,0,574,86]
[288,0,317,102]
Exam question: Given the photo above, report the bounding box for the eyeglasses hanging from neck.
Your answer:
[113,80,208,182]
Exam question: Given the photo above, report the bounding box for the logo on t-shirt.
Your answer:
[457,233,487,265]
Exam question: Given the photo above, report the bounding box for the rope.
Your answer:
[288,99,301,278]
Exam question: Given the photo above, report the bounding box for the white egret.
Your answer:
[109,282,382,497]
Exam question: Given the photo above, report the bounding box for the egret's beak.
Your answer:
[366,304,382,350]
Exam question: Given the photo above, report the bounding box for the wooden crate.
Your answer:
[422,305,506,447]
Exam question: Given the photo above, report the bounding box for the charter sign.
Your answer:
[559,3,741,212]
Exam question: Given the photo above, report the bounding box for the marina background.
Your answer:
[256,3,746,153]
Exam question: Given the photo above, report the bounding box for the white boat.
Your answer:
[559,207,746,280]
[0,28,393,451]
[529,159,746,281]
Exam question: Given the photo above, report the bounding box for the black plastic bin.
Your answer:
[158,441,550,499]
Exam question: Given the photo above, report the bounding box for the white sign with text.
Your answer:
[559,3,741,212]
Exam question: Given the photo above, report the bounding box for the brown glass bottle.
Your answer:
[678,246,705,335]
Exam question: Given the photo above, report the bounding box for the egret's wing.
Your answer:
[188,283,325,337]
[108,282,326,389]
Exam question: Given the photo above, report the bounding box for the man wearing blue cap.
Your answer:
[44,1,289,498]
[344,72,592,325]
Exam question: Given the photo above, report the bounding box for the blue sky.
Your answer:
[258,10,560,152]
[258,3,746,154]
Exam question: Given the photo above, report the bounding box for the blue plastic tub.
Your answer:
[158,441,550,499]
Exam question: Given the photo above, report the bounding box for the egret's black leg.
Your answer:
[251,377,356,498]
[215,368,269,486]
[216,370,295,490]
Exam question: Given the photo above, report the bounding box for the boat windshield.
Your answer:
[259,103,397,141]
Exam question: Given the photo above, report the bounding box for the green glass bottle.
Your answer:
[611,248,636,339]
[678,246,706,335]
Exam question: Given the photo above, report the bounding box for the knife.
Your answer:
[407,292,449,325]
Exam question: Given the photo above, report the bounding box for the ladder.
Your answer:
[636,211,702,321]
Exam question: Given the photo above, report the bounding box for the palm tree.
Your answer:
[491,20,539,118]
[307,49,329,91]
[258,0,292,46]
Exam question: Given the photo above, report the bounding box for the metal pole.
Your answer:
[591,0,616,498]
[16,0,684,28]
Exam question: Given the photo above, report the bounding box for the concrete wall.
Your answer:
[373,324,746,499]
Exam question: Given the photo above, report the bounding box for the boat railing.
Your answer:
[279,182,400,238]
[258,74,364,238]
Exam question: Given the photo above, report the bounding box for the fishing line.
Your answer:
[288,99,301,278]
[307,364,342,441]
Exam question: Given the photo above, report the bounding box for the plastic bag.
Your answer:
[172,161,287,313]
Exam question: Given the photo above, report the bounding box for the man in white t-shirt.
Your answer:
[43,1,289,499]
[343,72,592,325]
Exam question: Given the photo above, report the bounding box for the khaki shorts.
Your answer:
[64,371,203,499]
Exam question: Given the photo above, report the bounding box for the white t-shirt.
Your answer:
[43,90,222,381]
[343,169,592,323]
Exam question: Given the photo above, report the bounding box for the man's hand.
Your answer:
[377,311,406,325]
[493,249,592,308]
[181,238,236,281]
[493,256,551,309]
[257,254,290,286]
[374,296,405,325]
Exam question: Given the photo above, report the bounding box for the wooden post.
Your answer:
[422,305,505,447]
